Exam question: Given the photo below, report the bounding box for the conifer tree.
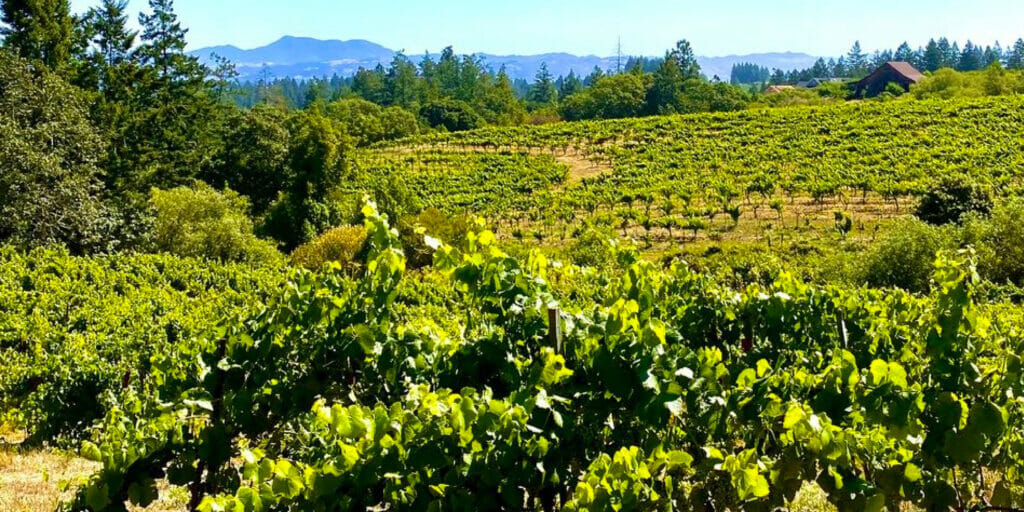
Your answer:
[1006,39,1024,70]
[0,0,74,70]
[528,63,557,105]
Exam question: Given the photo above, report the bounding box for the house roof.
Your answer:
[885,61,925,82]
[765,85,794,94]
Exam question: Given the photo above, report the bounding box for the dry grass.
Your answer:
[789,482,838,512]
[380,144,615,188]
[0,441,877,511]
[0,445,187,512]
[0,447,100,512]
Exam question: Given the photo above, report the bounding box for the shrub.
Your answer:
[150,183,282,264]
[912,69,979,100]
[962,200,1024,286]
[561,74,647,121]
[290,225,368,271]
[754,88,836,108]
[857,218,954,293]
[560,225,619,268]
[325,98,419,146]
[420,99,483,132]
[399,208,472,269]
[365,174,423,223]
[915,175,993,225]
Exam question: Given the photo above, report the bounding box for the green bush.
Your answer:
[420,99,484,132]
[150,183,283,263]
[325,98,419,146]
[915,175,993,225]
[560,225,620,268]
[399,208,472,269]
[561,74,648,121]
[912,65,1024,100]
[857,218,954,293]
[963,200,1024,286]
[290,225,368,271]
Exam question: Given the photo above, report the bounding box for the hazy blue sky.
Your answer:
[69,0,1024,57]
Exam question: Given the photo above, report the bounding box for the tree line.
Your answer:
[731,38,1024,85]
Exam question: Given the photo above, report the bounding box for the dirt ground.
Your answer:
[0,436,187,512]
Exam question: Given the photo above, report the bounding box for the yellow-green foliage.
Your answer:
[754,88,839,108]
[150,182,283,264]
[290,225,368,270]
[912,65,1024,100]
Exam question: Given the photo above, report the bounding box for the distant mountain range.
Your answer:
[189,36,820,83]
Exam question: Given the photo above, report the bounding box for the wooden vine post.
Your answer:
[547,306,563,354]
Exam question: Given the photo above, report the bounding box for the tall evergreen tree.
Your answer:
[894,42,915,62]
[923,39,943,71]
[1006,39,1024,70]
[668,40,701,80]
[136,0,203,87]
[846,41,867,76]
[647,53,684,115]
[559,70,584,98]
[87,0,134,64]
[482,68,526,125]
[81,0,137,97]
[957,41,983,71]
[935,38,955,68]
[0,0,74,70]
[984,43,1003,67]
[384,52,419,108]
[351,65,387,104]
[107,0,223,193]
[809,58,829,77]
[528,63,557,105]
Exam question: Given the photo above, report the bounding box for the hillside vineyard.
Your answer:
[1,204,1018,512]
[370,97,1024,219]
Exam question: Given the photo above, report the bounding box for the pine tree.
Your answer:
[957,41,983,71]
[0,0,74,70]
[87,0,134,64]
[136,0,203,86]
[668,40,701,80]
[894,42,915,62]
[846,41,867,76]
[1006,39,1024,70]
[528,63,557,105]
[81,0,136,97]
[810,58,829,78]
[559,70,584,98]
[833,56,848,77]
[482,68,525,125]
[385,52,419,108]
[106,0,222,193]
[584,66,604,86]
[984,43,1003,67]
[923,39,943,71]
[646,53,684,114]
[936,38,955,69]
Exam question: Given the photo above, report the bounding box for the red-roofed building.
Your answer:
[853,62,925,98]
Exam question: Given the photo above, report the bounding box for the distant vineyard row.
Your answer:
[362,97,1024,225]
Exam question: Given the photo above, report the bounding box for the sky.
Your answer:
[69,0,1024,57]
